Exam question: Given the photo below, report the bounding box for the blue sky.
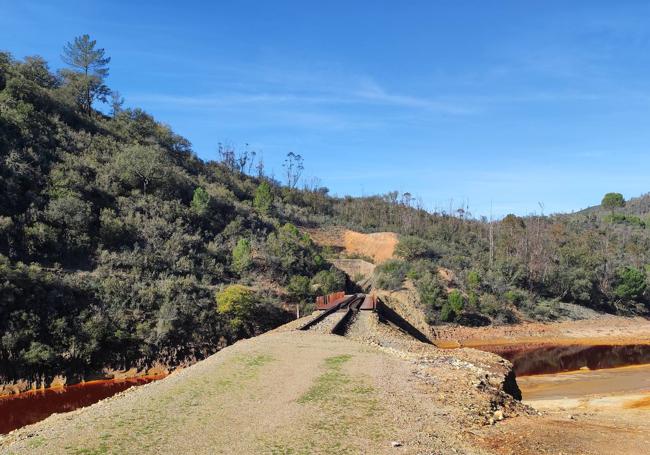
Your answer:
[3,0,650,216]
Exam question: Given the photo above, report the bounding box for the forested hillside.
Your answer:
[0,39,342,385]
[346,192,650,324]
[1,37,649,386]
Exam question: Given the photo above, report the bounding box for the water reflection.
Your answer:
[0,375,164,434]
[480,344,650,376]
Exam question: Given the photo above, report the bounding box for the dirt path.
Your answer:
[1,329,513,455]
[3,316,649,455]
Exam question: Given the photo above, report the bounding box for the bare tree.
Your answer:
[110,90,124,117]
[255,153,265,178]
[283,152,304,189]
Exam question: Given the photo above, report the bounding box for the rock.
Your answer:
[488,418,495,425]
[391,441,402,447]
[494,410,504,421]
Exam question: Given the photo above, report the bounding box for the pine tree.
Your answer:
[61,34,110,114]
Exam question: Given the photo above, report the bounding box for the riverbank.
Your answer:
[0,364,171,398]
[432,315,650,348]
[2,315,649,454]
[0,374,166,434]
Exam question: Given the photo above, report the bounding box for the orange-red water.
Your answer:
[474,343,650,404]
[478,343,650,376]
[0,375,165,434]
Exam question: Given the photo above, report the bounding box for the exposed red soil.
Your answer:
[303,227,398,263]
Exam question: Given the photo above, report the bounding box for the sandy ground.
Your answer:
[518,363,650,401]
[478,409,650,455]
[433,315,650,348]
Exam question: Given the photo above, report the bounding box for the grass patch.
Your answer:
[66,352,275,455]
[68,444,109,455]
[26,436,46,449]
[240,353,274,367]
[324,354,352,369]
[298,354,352,403]
[267,353,386,453]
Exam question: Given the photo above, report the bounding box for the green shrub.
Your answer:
[215,284,257,334]
[440,302,456,322]
[310,268,346,294]
[232,238,252,274]
[191,187,210,214]
[466,270,481,290]
[406,259,436,280]
[253,181,274,214]
[287,275,312,302]
[415,271,445,308]
[503,289,525,307]
[615,267,646,301]
[373,259,409,290]
[439,290,464,323]
[605,213,645,227]
[264,223,323,281]
[394,236,436,261]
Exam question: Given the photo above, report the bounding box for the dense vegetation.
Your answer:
[2,38,649,384]
[0,40,339,384]
[362,191,650,324]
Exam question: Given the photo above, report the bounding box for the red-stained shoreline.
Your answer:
[0,374,166,435]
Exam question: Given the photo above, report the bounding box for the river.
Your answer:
[0,375,165,434]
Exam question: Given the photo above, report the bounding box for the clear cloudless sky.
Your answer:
[2,0,650,217]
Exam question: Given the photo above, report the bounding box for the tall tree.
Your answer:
[61,34,110,114]
[601,192,625,216]
[283,152,304,189]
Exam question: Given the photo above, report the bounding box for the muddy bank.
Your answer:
[0,364,170,398]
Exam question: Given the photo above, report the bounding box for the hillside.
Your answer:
[0,50,341,390]
[2,42,650,395]
[578,193,650,217]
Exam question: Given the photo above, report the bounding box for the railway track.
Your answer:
[330,294,364,336]
[298,292,433,343]
[298,294,365,336]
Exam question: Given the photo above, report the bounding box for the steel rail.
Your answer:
[298,294,356,331]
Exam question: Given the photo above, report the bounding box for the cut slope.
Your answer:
[304,227,398,263]
[343,230,398,263]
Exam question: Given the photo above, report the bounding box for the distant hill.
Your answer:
[578,193,650,217]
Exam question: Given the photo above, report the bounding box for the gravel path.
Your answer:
[0,325,523,455]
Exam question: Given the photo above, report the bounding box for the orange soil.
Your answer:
[343,230,398,263]
[624,394,650,409]
[304,227,398,263]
